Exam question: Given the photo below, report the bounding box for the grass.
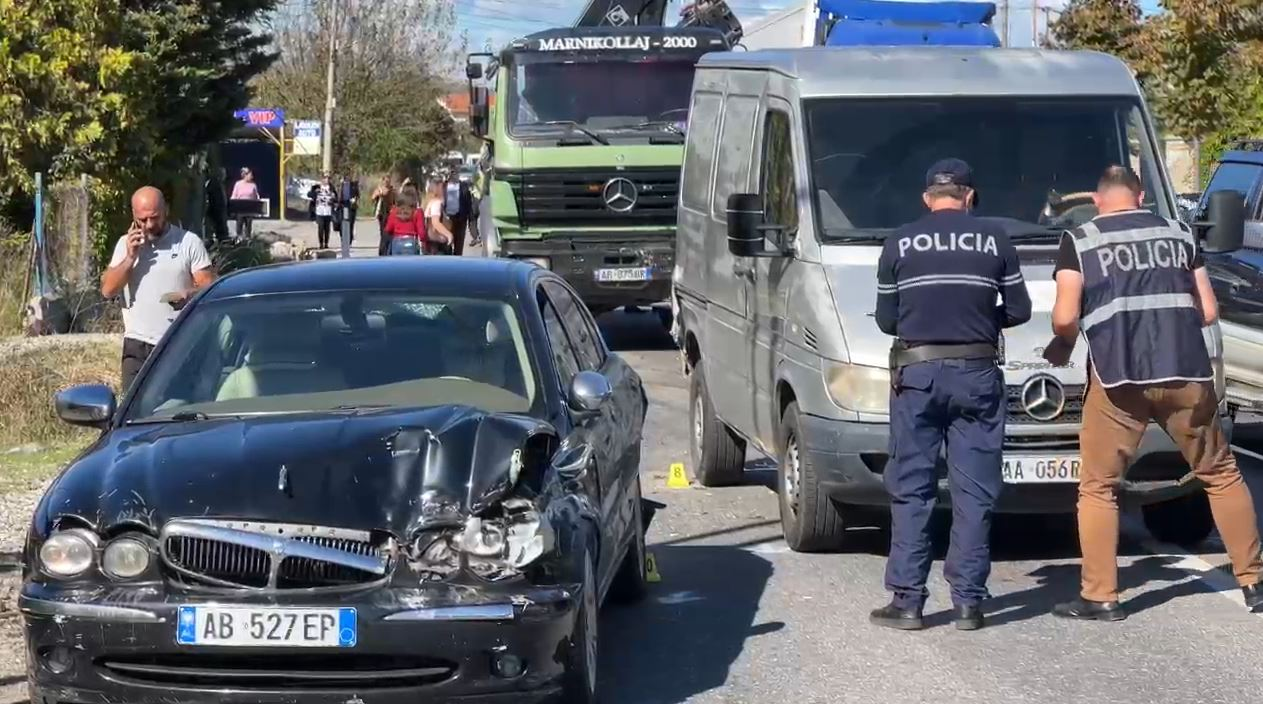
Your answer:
[0,445,86,494]
[0,338,119,449]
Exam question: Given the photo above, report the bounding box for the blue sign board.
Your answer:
[234,108,286,130]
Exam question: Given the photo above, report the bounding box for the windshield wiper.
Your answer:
[126,411,234,425]
[520,120,609,145]
[611,121,685,137]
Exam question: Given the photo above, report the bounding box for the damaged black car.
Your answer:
[21,258,650,704]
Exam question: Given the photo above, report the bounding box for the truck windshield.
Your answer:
[509,54,698,138]
[804,96,1172,241]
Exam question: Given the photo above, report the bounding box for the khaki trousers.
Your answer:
[1078,378,1262,602]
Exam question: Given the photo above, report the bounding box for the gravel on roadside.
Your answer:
[0,481,47,704]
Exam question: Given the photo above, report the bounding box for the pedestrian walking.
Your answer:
[372,176,396,256]
[424,181,455,255]
[308,173,337,250]
[100,187,217,393]
[871,159,1031,631]
[1046,165,1262,620]
[382,190,426,256]
[340,173,360,244]
[230,168,260,239]
[444,174,473,256]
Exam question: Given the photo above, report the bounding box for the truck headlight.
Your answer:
[102,536,152,580]
[39,530,97,578]
[824,362,890,415]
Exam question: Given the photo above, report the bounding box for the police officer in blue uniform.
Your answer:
[871,159,1032,631]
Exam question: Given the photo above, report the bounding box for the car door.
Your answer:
[542,280,644,582]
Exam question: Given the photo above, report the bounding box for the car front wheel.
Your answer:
[559,551,598,704]
[609,476,649,604]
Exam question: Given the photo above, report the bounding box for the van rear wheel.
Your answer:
[778,402,847,552]
[688,366,746,487]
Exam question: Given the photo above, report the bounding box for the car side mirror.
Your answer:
[1197,190,1246,254]
[726,193,788,258]
[568,371,612,414]
[55,384,116,428]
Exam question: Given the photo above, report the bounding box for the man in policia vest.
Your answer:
[1046,165,1263,620]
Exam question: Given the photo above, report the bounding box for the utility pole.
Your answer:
[1031,0,1039,48]
[997,0,1010,47]
[321,0,338,174]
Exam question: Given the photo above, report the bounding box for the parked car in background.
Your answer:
[22,258,649,704]
[1198,142,1263,413]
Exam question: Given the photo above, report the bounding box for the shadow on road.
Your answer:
[597,309,677,353]
[599,544,778,704]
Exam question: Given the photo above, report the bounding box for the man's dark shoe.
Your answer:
[1243,584,1263,613]
[954,604,985,631]
[869,603,924,631]
[1052,597,1126,622]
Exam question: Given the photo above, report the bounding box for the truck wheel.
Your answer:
[778,402,848,552]
[688,366,746,487]
[609,476,649,604]
[1142,492,1215,547]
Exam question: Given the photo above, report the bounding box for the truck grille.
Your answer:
[1006,383,1085,424]
[505,167,679,227]
[161,521,391,590]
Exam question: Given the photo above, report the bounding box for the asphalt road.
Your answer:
[595,309,1263,704]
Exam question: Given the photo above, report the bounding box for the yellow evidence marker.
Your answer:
[667,462,690,489]
[645,552,662,583]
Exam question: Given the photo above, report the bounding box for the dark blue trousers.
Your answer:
[885,358,1004,609]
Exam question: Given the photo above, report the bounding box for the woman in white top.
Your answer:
[307,173,338,249]
[423,181,454,254]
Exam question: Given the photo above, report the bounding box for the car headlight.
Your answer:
[39,530,97,578]
[102,537,152,579]
[824,362,891,415]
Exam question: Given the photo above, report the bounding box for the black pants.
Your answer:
[121,338,156,394]
[345,209,357,243]
[235,217,252,240]
[450,216,468,257]
[378,215,389,256]
[316,216,333,249]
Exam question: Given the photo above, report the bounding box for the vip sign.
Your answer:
[234,108,285,130]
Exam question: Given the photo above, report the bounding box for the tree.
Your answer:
[0,0,279,228]
[252,0,466,178]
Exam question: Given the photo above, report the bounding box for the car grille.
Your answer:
[98,654,454,689]
[1006,383,1085,424]
[505,167,679,227]
[161,520,391,590]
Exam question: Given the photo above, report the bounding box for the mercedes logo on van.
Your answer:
[602,177,638,213]
[1021,374,1066,422]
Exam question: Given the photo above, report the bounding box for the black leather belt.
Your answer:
[889,342,998,370]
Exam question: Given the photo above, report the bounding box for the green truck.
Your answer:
[465,24,733,317]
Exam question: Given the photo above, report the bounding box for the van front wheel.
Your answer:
[778,402,847,552]
[688,366,746,487]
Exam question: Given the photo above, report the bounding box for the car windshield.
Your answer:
[128,292,539,422]
[509,54,698,137]
[804,96,1172,241]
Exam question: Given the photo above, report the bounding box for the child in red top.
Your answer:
[383,194,425,255]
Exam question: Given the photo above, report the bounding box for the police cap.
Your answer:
[926,158,974,188]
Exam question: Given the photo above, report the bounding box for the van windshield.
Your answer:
[803,96,1172,241]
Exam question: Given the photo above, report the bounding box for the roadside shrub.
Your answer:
[0,336,120,448]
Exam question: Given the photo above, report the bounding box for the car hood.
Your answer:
[36,406,556,539]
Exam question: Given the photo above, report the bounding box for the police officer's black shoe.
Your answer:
[869,603,924,631]
[1052,598,1127,622]
[954,604,985,631]
[1243,584,1263,613]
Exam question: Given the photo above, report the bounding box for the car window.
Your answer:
[539,294,581,388]
[128,292,538,420]
[681,91,722,213]
[1203,161,1263,216]
[712,95,760,218]
[762,109,799,233]
[543,281,604,371]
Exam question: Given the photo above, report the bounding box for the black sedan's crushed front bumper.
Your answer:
[22,581,577,704]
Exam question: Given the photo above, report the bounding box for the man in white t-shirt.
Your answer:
[101,187,217,392]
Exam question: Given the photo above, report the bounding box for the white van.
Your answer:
[672,47,1245,551]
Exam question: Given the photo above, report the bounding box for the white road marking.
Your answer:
[1231,444,1263,464]
[657,591,706,605]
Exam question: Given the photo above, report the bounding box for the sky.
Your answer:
[456,0,1163,53]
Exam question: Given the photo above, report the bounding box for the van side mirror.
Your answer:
[1197,190,1246,254]
[726,193,789,258]
[466,63,483,80]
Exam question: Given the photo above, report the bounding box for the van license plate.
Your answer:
[1002,456,1080,484]
[595,267,651,282]
[176,606,356,647]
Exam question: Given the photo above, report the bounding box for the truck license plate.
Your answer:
[177,606,356,647]
[595,267,651,282]
[1002,456,1080,484]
